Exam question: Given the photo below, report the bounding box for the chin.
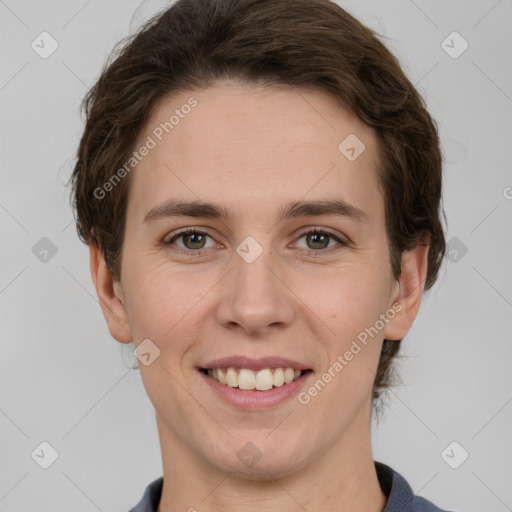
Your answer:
[209,441,310,481]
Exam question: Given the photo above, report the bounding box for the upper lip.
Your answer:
[200,356,311,371]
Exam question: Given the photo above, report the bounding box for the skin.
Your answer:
[90,80,429,512]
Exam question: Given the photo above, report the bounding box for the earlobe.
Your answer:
[383,233,430,341]
[89,243,133,344]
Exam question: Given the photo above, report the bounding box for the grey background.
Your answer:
[0,0,511,510]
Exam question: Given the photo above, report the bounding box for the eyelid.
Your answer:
[164,227,220,247]
[292,226,350,245]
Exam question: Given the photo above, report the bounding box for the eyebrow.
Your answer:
[143,198,369,225]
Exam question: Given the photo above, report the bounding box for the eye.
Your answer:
[163,227,348,257]
[164,228,217,254]
[293,228,348,254]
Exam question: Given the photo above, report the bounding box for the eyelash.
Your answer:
[163,227,348,257]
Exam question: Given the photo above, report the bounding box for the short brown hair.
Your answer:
[68,0,446,407]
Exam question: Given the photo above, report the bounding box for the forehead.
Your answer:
[126,81,383,226]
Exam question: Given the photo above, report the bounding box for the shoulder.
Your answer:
[128,476,163,512]
[130,466,455,512]
[375,461,454,512]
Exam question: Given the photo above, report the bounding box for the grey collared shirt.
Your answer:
[128,461,452,511]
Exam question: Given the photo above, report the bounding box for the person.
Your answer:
[68,0,451,510]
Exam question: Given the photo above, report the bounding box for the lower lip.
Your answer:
[199,370,313,410]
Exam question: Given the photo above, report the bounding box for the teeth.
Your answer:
[238,369,255,390]
[226,367,238,387]
[255,369,273,391]
[217,368,227,385]
[273,368,285,387]
[206,367,306,390]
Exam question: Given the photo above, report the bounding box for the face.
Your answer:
[93,80,422,480]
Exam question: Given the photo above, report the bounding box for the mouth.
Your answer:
[199,367,313,391]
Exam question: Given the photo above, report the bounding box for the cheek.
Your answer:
[122,256,210,343]
[298,267,388,407]
[296,263,388,341]
[308,290,385,418]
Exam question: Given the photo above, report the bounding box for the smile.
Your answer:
[201,367,311,391]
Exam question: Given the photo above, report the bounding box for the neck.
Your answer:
[156,407,387,512]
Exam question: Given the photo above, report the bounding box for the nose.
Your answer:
[216,243,295,336]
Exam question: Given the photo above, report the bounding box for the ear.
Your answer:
[383,233,430,341]
[89,242,133,344]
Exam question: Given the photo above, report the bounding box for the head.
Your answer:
[69,0,445,478]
